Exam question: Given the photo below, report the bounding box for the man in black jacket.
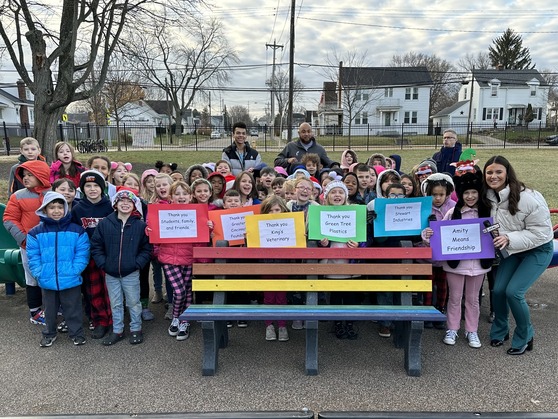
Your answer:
[221,122,262,176]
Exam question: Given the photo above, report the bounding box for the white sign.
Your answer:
[384,202,422,231]
[159,210,198,239]
[440,223,482,255]
[320,210,356,238]
[221,211,253,241]
[258,218,297,247]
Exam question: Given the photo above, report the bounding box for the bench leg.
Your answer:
[200,320,227,376]
[5,282,16,296]
[305,320,319,376]
[404,320,423,377]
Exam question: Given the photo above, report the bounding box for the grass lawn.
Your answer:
[1,148,558,211]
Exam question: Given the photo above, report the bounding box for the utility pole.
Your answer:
[287,0,296,142]
[266,40,283,138]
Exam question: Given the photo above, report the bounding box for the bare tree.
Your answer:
[265,69,304,136]
[457,52,491,72]
[320,49,381,141]
[391,52,460,116]
[228,105,251,127]
[123,16,238,135]
[0,1,200,160]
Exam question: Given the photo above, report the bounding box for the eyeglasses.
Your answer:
[388,193,406,198]
[296,186,312,191]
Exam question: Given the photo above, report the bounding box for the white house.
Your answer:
[115,100,196,130]
[459,69,550,128]
[331,66,433,136]
[0,80,34,130]
[431,100,469,135]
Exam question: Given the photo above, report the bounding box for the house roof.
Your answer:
[0,88,33,106]
[339,66,433,88]
[472,69,548,87]
[144,100,193,117]
[433,100,469,117]
[322,81,337,104]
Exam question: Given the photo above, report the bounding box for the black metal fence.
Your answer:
[3,121,558,156]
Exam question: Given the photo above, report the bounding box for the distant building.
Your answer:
[0,80,34,133]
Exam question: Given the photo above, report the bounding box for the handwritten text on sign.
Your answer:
[320,211,356,238]
[222,212,253,241]
[385,202,422,231]
[440,224,481,255]
[159,210,198,239]
[258,219,297,247]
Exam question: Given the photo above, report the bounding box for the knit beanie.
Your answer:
[324,180,349,201]
[111,189,139,208]
[80,170,106,192]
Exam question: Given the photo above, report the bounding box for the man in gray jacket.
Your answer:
[274,122,333,174]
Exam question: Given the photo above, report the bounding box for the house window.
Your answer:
[384,88,393,97]
[463,88,467,100]
[405,87,418,100]
[484,108,501,121]
[404,111,417,124]
[0,109,3,119]
[530,86,536,96]
[355,91,369,101]
[356,112,368,125]
[491,85,498,97]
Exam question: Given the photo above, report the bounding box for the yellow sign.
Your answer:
[245,212,306,248]
[62,114,68,122]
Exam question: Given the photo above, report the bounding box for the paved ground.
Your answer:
[1,268,558,417]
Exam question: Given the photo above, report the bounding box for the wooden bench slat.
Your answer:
[193,247,432,260]
[193,263,432,276]
[192,279,433,292]
[181,304,446,322]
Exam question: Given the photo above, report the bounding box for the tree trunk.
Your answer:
[33,107,63,163]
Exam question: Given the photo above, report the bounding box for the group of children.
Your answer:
[3,132,492,349]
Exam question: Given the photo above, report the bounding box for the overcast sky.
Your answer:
[206,1,558,118]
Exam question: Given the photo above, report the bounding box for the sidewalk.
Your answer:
[1,268,557,416]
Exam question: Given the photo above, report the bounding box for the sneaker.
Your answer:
[151,290,164,304]
[91,325,108,339]
[292,320,304,330]
[40,335,56,347]
[168,317,180,337]
[176,322,190,341]
[30,310,46,325]
[266,325,277,341]
[88,321,94,331]
[227,321,233,328]
[102,332,125,346]
[488,312,495,323]
[57,321,69,333]
[378,326,391,338]
[443,329,458,345]
[164,306,173,320]
[278,327,289,342]
[237,320,248,328]
[73,336,86,346]
[466,331,482,348]
[141,308,155,321]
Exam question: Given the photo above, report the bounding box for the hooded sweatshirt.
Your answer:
[71,194,114,239]
[26,191,90,291]
[3,160,51,248]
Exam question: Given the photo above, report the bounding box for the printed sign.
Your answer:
[245,212,306,248]
[147,204,209,244]
[430,217,496,261]
[208,205,260,246]
[373,196,432,237]
[307,205,366,242]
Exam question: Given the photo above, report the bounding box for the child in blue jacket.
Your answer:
[27,191,90,347]
[91,190,152,346]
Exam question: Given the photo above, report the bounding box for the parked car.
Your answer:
[250,129,259,137]
[210,131,221,139]
[546,135,558,145]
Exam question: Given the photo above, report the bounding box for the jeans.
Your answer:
[105,271,142,334]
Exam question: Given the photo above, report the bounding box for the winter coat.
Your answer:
[432,142,462,176]
[221,142,262,176]
[3,160,51,248]
[71,195,114,239]
[90,212,152,277]
[485,185,553,255]
[184,164,209,185]
[7,154,47,197]
[441,206,492,275]
[26,195,90,291]
[274,139,333,174]
[340,150,357,170]
[49,159,85,188]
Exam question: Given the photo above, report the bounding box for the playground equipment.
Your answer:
[0,203,26,295]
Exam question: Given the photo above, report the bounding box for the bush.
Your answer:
[119,132,133,146]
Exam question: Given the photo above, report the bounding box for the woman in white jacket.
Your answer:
[483,156,554,355]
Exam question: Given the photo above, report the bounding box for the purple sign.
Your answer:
[430,217,495,261]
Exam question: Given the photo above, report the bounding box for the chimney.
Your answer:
[16,79,30,128]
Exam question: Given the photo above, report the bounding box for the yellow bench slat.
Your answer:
[192,279,432,292]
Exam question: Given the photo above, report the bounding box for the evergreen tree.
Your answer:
[488,28,534,70]
[523,104,534,128]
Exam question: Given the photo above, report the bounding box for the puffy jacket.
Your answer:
[26,193,90,291]
[485,185,553,255]
[49,159,85,188]
[221,142,262,176]
[157,242,195,266]
[91,212,152,277]
[441,206,492,276]
[8,154,47,197]
[3,160,51,248]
